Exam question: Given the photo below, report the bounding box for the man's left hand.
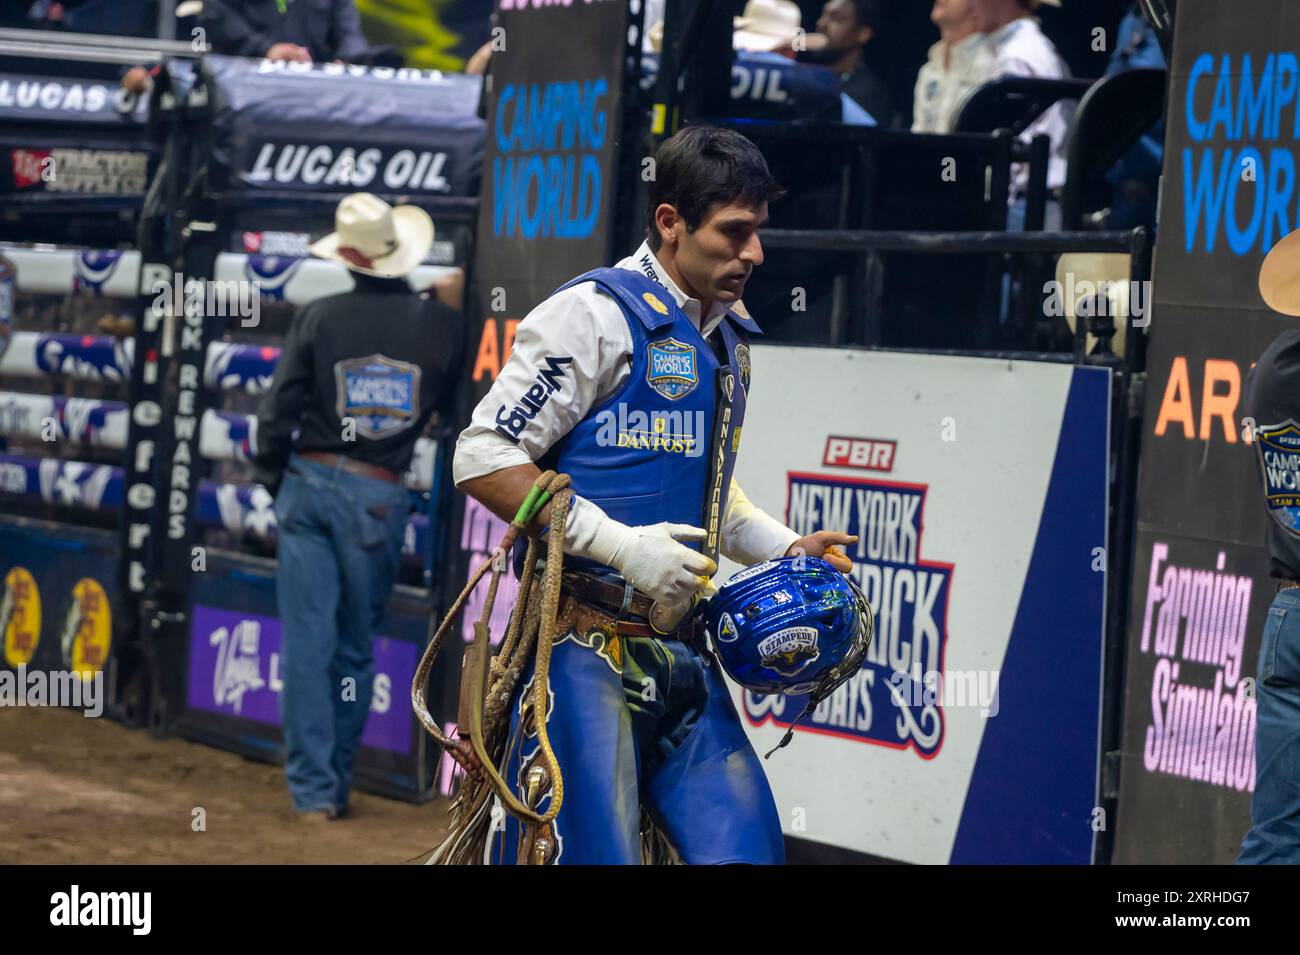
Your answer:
[786,531,858,573]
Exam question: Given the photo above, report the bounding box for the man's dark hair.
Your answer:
[851,0,882,31]
[645,126,785,251]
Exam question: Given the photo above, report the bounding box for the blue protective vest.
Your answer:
[541,266,761,578]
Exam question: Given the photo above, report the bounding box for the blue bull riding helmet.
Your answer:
[703,555,873,755]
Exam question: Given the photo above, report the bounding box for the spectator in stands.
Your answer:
[912,0,993,134]
[969,0,1071,228]
[804,0,892,126]
[201,0,369,63]
[254,193,464,821]
[1101,2,1166,234]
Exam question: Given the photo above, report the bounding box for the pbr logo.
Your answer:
[73,250,124,295]
[646,338,697,400]
[757,626,820,677]
[1255,420,1300,536]
[334,354,420,439]
[743,471,954,757]
[717,612,739,643]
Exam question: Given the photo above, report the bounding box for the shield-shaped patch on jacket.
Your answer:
[334,354,421,440]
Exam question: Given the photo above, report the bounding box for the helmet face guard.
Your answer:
[703,555,873,708]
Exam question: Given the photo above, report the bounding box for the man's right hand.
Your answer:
[605,522,717,606]
[266,43,312,63]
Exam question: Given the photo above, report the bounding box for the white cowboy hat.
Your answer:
[733,0,827,53]
[1260,229,1300,316]
[309,193,434,278]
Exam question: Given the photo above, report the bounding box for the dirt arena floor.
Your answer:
[0,706,452,864]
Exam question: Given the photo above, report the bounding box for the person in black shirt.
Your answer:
[802,0,892,125]
[201,0,369,63]
[1240,233,1300,862]
[254,193,464,821]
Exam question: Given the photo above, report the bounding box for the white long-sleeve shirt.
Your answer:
[453,240,800,567]
[985,16,1074,193]
[912,32,995,134]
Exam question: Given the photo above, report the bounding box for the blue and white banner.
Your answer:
[727,346,1111,864]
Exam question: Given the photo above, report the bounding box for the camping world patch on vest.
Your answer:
[1257,419,1300,537]
[646,338,698,400]
[334,354,421,440]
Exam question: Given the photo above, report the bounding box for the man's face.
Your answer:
[670,199,768,305]
[816,0,871,52]
[932,0,974,30]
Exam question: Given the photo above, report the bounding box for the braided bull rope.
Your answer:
[412,471,572,864]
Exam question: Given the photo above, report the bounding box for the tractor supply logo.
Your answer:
[242,231,312,257]
[248,143,451,193]
[61,578,111,676]
[823,436,896,472]
[49,885,150,935]
[73,250,125,295]
[493,355,573,443]
[646,338,698,399]
[758,626,819,678]
[11,147,148,195]
[334,354,420,439]
[1255,420,1300,536]
[1,567,40,667]
[1137,542,1256,792]
[594,403,707,457]
[210,618,267,715]
[742,471,954,757]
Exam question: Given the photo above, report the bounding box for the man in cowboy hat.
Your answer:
[1240,230,1300,863]
[254,192,464,821]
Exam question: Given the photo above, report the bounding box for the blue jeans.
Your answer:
[1239,588,1300,863]
[489,629,785,865]
[273,454,410,814]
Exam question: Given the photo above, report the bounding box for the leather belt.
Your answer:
[561,571,655,620]
[558,574,707,643]
[298,451,400,484]
[1278,579,1300,592]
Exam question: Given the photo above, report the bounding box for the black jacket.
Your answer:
[1246,329,1300,580]
[201,0,369,62]
[253,274,465,492]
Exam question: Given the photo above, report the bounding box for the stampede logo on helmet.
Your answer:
[757,626,820,677]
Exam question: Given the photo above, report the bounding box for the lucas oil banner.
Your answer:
[201,56,485,197]
[726,346,1110,864]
